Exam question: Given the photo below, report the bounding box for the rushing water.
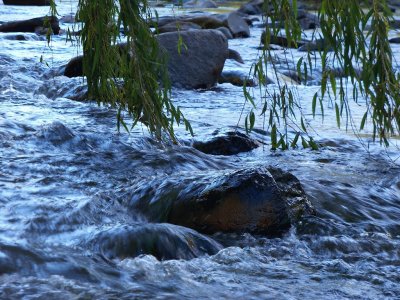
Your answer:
[0,1,400,299]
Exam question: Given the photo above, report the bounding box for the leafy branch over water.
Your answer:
[246,0,400,149]
[57,0,191,141]
[49,0,399,148]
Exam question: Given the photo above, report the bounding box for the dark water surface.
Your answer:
[0,1,400,299]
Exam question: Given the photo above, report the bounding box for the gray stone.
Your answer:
[157,29,228,88]
[223,12,250,38]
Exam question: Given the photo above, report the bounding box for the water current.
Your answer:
[0,1,399,299]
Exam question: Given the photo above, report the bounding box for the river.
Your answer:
[0,1,399,299]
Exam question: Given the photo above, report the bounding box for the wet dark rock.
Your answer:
[261,31,305,48]
[183,0,218,8]
[389,37,400,44]
[127,167,315,237]
[238,0,264,15]
[85,224,222,260]
[297,0,321,10]
[36,76,88,100]
[149,16,178,28]
[157,29,228,88]
[0,16,60,35]
[193,131,260,155]
[150,15,224,30]
[158,21,202,34]
[222,12,250,38]
[216,26,233,39]
[185,15,224,29]
[3,0,50,5]
[218,71,256,87]
[267,167,316,221]
[227,48,244,64]
[297,9,319,30]
[388,19,400,29]
[64,55,83,78]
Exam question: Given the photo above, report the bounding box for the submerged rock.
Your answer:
[127,167,315,237]
[84,223,222,260]
[0,16,60,34]
[37,121,75,145]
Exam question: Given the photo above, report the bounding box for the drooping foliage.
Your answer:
[75,0,191,141]
[49,0,399,147]
[247,0,400,149]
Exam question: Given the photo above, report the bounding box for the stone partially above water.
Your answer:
[127,167,315,237]
[157,29,228,88]
[193,131,260,155]
[0,16,60,35]
[64,30,239,89]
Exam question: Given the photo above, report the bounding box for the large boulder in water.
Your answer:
[64,30,238,89]
[0,16,60,34]
[156,29,228,88]
[127,167,315,237]
[83,223,222,260]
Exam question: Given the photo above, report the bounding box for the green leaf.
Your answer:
[291,132,300,148]
[330,70,337,96]
[271,124,277,150]
[300,117,307,133]
[249,111,255,130]
[309,138,319,150]
[301,136,309,148]
[360,111,368,130]
[312,93,317,117]
[335,102,341,128]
